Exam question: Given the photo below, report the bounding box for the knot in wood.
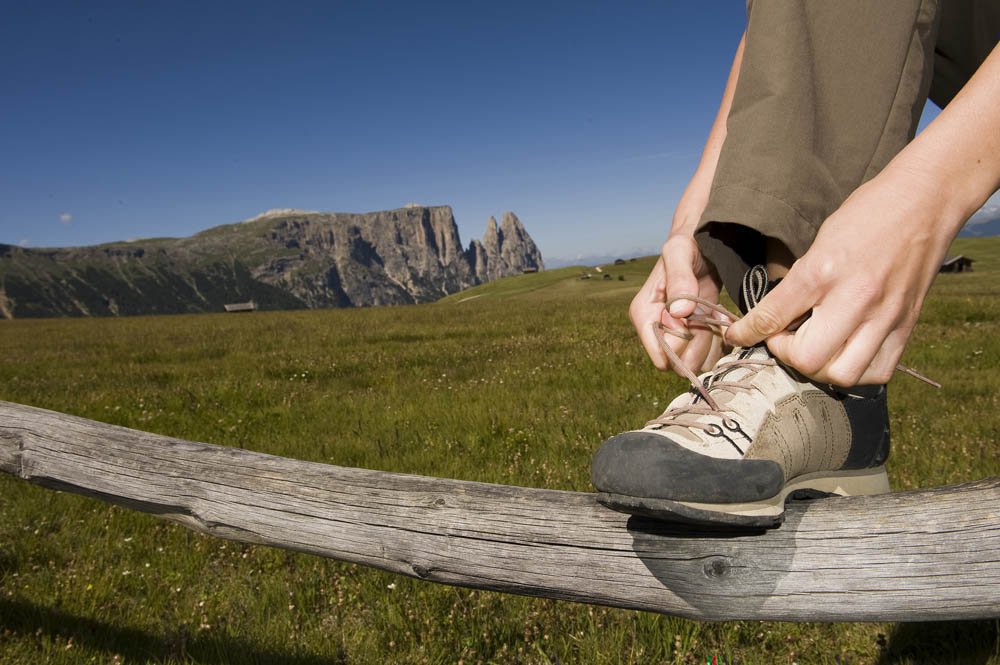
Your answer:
[411,563,431,579]
[703,557,731,579]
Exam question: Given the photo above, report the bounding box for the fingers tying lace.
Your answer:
[653,293,940,415]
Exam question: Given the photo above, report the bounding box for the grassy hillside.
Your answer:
[439,257,656,304]
[0,238,997,664]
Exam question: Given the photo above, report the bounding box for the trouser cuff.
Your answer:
[696,185,818,300]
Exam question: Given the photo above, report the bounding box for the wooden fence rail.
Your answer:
[1,400,998,622]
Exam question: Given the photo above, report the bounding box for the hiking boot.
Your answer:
[591,266,891,528]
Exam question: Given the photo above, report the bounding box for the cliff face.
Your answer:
[0,206,545,318]
[475,212,545,281]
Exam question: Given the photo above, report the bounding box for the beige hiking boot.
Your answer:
[591,266,891,528]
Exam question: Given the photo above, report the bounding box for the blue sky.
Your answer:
[1,2,995,263]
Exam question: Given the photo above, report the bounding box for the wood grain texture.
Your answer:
[1,400,998,622]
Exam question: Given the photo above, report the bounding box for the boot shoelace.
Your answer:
[646,293,939,451]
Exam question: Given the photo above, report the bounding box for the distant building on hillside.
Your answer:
[940,255,974,273]
[224,301,257,312]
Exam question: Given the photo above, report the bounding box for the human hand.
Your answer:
[631,234,726,375]
[725,168,954,386]
[722,42,1000,386]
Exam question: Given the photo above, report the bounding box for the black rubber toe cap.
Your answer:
[591,431,784,503]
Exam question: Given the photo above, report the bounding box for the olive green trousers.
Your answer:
[697,0,1000,299]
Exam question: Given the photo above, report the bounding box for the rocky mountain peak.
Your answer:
[483,216,499,249]
[472,211,544,281]
[500,211,525,233]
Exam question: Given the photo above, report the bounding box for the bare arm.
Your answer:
[727,44,1000,386]
[670,34,745,237]
[633,34,745,372]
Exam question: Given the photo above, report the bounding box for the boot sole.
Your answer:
[596,466,890,529]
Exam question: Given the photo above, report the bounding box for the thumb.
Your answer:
[726,281,811,346]
[663,240,700,319]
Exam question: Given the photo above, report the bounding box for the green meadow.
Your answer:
[1,238,998,664]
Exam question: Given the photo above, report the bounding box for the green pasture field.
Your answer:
[1,238,998,664]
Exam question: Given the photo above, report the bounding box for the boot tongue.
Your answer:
[657,342,770,447]
[738,265,781,315]
[656,266,787,448]
[706,345,769,387]
[715,265,781,384]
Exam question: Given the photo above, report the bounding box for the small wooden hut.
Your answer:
[939,256,974,273]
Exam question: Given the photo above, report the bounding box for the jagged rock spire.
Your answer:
[498,212,543,275]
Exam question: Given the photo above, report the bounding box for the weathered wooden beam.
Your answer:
[1,400,998,622]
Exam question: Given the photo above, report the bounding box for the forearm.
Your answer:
[671,33,746,237]
[879,43,1000,241]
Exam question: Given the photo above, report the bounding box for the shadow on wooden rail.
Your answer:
[1,400,998,622]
